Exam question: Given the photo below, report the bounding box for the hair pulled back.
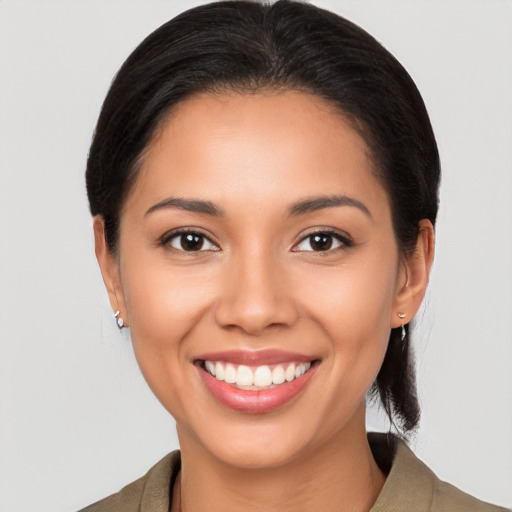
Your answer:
[86,0,440,434]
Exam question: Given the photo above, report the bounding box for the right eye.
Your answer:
[164,231,219,252]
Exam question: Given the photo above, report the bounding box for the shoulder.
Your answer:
[77,451,180,512]
[369,433,510,512]
[431,478,510,512]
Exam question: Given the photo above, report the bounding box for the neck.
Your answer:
[172,408,386,512]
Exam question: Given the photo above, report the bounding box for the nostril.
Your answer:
[214,297,299,335]
[213,261,300,334]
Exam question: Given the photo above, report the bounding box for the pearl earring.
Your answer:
[114,310,125,329]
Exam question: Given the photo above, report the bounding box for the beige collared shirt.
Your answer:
[79,434,510,512]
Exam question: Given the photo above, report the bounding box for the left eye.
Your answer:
[167,232,218,252]
[294,232,346,252]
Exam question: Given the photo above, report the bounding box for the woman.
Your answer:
[80,1,508,511]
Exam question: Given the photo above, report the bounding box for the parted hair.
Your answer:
[86,0,440,434]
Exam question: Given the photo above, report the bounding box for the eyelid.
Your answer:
[291,227,353,252]
[159,227,220,251]
[158,226,352,253]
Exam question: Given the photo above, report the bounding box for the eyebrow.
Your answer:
[288,195,371,218]
[145,197,224,217]
[145,194,370,218]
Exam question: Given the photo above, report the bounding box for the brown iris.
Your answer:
[310,233,333,251]
[180,233,204,251]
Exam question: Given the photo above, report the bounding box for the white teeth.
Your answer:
[215,361,224,381]
[205,361,216,376]
[254,365,272,387]
[295,362,311,378]
[224,363,236,384]
[236,365,254,386]
[205,360,312,387]
[285,363,296,382]
[272,365,285,385]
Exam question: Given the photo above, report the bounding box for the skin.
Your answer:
[94,90,434,512]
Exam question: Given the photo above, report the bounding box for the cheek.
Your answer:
[298,254,398,377]
[122,253,215,335]
[299,253,398,334]
[119,255,216,400]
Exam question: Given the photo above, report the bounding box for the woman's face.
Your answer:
[98,91,426,468]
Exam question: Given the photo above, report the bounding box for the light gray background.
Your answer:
[1,1,511,511]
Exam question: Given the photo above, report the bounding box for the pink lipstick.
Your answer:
[195,350,318,414]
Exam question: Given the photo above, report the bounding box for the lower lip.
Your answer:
[197,364,317,414]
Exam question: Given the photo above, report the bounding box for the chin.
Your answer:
[178,403,351,472]
[207,430,312,470]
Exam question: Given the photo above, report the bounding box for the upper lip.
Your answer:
[194,349,316,366]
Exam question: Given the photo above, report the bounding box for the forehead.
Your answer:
[127,90,389,218]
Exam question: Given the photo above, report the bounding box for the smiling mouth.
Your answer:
[201,360,313,390]
[194,350,319,413]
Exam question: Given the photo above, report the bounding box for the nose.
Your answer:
[214,250,299,335]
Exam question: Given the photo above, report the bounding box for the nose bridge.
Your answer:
[214,243,297,334]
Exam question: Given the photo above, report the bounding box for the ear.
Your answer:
[93,216,128,326]
[391,219,435,328]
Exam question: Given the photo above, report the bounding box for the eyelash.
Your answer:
[159,228,219,252]
[159,228,353,253]
[292,229,353,253]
